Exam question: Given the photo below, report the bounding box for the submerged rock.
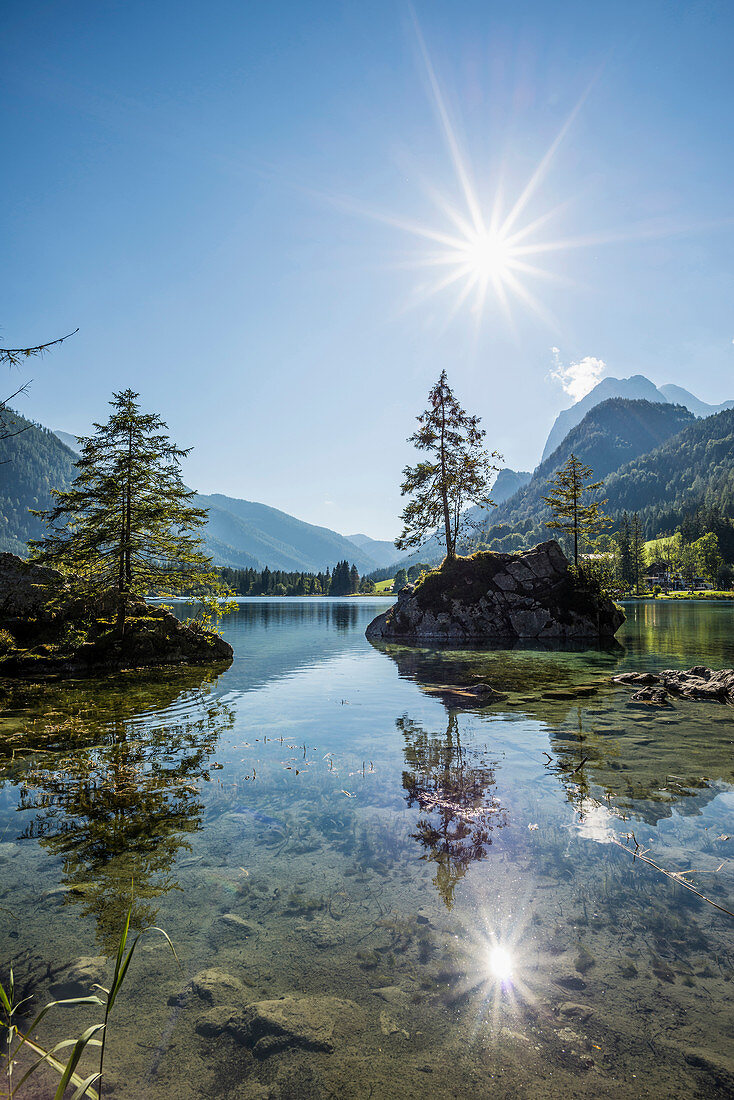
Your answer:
[50,955,109,998]
[228,994,365,1058]
[366,542,624,643]
[172,966,248,1006]
[614,666,734,703]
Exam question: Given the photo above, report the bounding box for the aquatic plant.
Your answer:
[0,894,177,1098]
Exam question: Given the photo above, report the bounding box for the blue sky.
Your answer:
[3,0,733,539]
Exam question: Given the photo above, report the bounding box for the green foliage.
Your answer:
[692,532,723,585]
[29,390,226,630]
[543,453,611,566]
[0,628,14,655]
[396,370,501,561]
[392,568,408,593]
[406,562,430,583]
[219,559,362,596]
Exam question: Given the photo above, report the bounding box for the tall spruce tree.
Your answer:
[396,370,501,562]
[29,389,219,633]
[543,453,610,567]
[630,512,646,596]
[615,513,633,591]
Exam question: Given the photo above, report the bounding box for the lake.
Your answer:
[1,598,732,1098]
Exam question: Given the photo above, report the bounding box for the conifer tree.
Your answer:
[29,389,220,633]
[615,513,633,591]
[396,370,501,562]
[543,453,610,567]
[349,564,359,594]
[630,512,646,596]
[393,568,408,593]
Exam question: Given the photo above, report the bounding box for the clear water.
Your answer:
[1,598,733,1098]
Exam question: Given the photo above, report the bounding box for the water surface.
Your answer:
[1,598,732,1098]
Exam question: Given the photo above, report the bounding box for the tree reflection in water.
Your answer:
[400,710,508,907]
[4,669,234,949]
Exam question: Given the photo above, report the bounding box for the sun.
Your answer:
[461,230,513,283]
[358,15,594,327]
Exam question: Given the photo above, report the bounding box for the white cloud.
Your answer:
[549,348,606,403]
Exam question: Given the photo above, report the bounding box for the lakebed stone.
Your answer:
[614,666,734,703]
[172,966,249,1006]
[366,542,624,643]
[227,994,365,1058]
[50,955,109,998]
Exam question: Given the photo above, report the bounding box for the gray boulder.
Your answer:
[613,666,734,703]
[366,541,624,643]
[0,553,68,620]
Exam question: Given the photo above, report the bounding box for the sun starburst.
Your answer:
[384,18,593,328]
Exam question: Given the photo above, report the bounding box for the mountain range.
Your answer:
[487,398,695,535]
[541,375,734,462]
[0,412,394,573]
[1,370,733,575]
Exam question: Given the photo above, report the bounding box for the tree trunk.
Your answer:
[573,476,578,568]
[439,398,454,561]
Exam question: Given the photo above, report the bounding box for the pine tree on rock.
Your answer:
[396,370,501,562]
[29,389,220,635]
[543,453,610,567]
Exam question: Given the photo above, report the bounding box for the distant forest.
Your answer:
[218,559,373,596]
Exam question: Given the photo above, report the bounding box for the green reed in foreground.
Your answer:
[1,893,177,1098]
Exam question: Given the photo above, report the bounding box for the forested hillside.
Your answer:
[478,398,694,548]
[196,493,383,573]
[0,410,77,554]
[603,406,734,536]
[0,410,389,571]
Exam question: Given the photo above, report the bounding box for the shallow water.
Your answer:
[1,597,733,1098]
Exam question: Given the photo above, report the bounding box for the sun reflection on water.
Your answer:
[488,944,514,984]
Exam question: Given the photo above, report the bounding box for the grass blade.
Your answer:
[13,1035,100,1100]
[12,1038,102,1094]
[71,1070,102,1099]
[53,1023,105,1100]
[12,997,105,1062]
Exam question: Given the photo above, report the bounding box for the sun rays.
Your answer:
[375,16,602,329]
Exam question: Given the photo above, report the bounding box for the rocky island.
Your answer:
[366,540,624,643]
[0,553,233,677]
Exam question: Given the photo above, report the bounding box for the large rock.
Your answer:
[0,552,233,674]
[0,553,68,620]
[366,542,624,643]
